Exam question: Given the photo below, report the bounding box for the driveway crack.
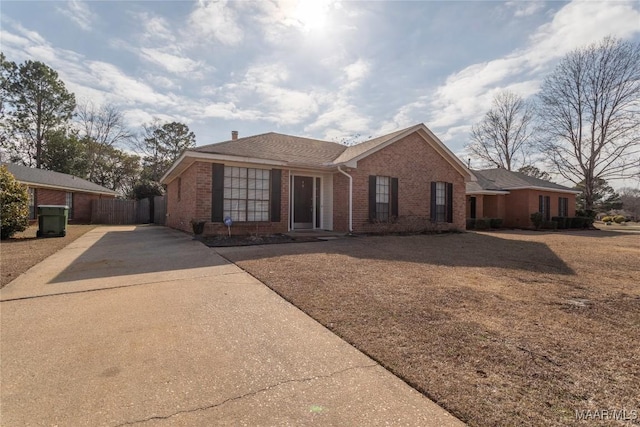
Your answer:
[115,363,378,426]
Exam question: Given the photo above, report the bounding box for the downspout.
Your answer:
[337,166,353,233]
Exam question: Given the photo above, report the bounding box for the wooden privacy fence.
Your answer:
[153,196,166,225]
[91,196,166,225]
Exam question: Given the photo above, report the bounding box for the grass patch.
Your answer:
[216,230,640,426]
[1,224,97,288]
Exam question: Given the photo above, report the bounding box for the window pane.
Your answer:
[377,203,389,221]
[222,167,271,222]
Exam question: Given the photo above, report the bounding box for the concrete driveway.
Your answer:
[1,225,463,426]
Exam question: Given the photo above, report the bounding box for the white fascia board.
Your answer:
[505,186,581,194]
[466,190,510,195]
[416,126,476,181]
[160,151,190,184]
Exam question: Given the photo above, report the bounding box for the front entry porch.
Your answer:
[290,173,332,231]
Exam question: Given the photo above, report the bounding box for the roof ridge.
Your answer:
[195,131,346,151]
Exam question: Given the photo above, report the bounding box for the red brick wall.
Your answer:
[483,194,506,219]
[333,133,467,233]
[466,195,485,219]
[32,187,114,223]
[165,161,290,236]
[35,188,67,206]
[333,172,350,232]
[166,163,200,233]
[504,189,577,228]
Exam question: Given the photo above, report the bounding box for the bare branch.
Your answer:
[467,90,534,171]
[537,37,640,210]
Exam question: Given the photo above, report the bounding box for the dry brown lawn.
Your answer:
[0,224,97,288]
[217,230,640,426]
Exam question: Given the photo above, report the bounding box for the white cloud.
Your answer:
[139,13,175,42]
[10,22,48,45]
[244,63,290,85]
[145,74,180,90]
[122,109,192,128]
[387,0,640,146]
[57,0,95,31]
[0,30,30,47]
[244,0,343,44]
[343,59,370,91]
[526,1,640,68]
[200,102,263,121]
[505,1,544,18]
[304,58,373,138]
[213,62,320,125]
[305,98,370,139]
[139,48,205,75]
[87,61,175,106]
[188,0,243,46]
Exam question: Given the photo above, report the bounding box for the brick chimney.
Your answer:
[231,130,238,140]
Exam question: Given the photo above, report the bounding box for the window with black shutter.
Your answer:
[431,181,454,223]
[369,175,398,221]
[538,195,550,220]
[558,197,568,217]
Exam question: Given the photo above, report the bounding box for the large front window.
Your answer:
[223,167,270,222]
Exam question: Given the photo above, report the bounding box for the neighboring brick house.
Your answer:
[3,163,118,223]
[466,168,580,228]
[161,123,474,235]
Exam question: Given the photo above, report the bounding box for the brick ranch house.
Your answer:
[466,168,579,228]
[3,163,118,223]
[161,123,475,235]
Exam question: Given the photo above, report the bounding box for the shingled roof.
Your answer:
[162,123,473,184]
[2,163,118,196]
[194,132,347,167]
[467,168,578,194]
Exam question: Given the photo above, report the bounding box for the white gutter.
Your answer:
[337,166,353,233]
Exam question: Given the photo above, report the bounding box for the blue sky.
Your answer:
[1,0,639,166]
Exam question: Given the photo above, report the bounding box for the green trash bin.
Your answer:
[37,205,69,238]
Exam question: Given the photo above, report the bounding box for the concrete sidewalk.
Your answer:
[1,225,464,426]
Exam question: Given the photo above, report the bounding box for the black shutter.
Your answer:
[430,181,437,221]
[446,182,453,223]
[558,197,562,216]
[545,196,551,220]
[391,177,399,218]
[211,163,224,222]
[369,175,377,221]
[270,169,281,222]
[539,195,543,213]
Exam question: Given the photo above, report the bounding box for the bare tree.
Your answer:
[467,90,534,171]
[537,37,640,211]
[518,165,551,181]
[75,101,134,181]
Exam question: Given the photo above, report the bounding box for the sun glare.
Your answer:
[293,0,333,32]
